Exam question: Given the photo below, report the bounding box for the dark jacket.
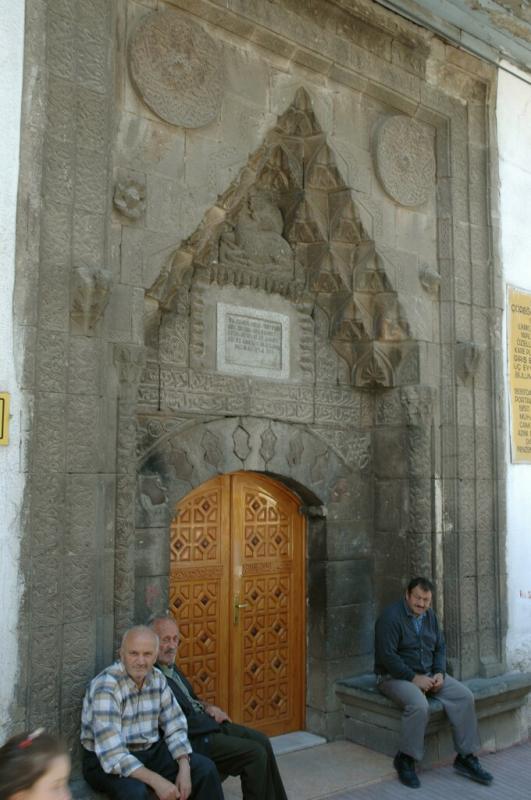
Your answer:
[374,598,446,681]
[160,664,221,739]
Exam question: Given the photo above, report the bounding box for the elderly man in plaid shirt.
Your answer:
[81,626,223,800]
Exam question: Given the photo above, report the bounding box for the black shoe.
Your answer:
[454,753,493,785]
[393,751,420,788]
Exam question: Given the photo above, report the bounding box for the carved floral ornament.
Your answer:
[374,115,436,207]
[146,88,419,390]
[128,9,224,128]
[113,178,146,219]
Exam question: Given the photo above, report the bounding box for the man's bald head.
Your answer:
[119,625,159,687]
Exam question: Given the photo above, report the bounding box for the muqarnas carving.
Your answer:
[374,115,435,207]
[129,8,224,129]
[147,88,418,389]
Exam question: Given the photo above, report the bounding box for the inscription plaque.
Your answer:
[508,286,531,463]
[217,303,290,380]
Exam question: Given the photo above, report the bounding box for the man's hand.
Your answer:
[175,757,192,800]
[149,773,179,800]
[412,674,435,692]
[205,703,231,723]
[430,673,444,693]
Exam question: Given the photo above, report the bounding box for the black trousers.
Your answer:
[82,740,223,800]
[192,721,287,800]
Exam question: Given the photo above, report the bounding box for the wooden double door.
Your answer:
[169,472,305,736]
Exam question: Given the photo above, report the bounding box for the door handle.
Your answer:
[234,593,249,625]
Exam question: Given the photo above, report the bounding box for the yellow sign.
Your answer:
[508,287,531,463]
[0,393,9,446]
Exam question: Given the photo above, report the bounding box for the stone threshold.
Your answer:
[271,731,327,755]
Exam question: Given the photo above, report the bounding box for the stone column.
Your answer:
[401,386,436,581]
[113,344,146,647]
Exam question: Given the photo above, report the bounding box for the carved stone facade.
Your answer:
[13,0,506,749]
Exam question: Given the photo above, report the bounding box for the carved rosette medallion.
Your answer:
[374,115,435,207]
[129,10,224,128]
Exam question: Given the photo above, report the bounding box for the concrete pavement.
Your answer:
[222,737,531,800]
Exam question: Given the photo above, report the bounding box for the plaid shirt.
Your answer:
[80,661,191,777]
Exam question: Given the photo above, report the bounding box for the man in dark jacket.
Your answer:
[375,577,493,789]
[149,614,288,800]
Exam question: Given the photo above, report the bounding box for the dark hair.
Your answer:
[0,731,68,800]
[407,576,434,594]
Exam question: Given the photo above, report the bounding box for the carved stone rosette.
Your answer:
[129,9,224,128]
[374,115,436,207]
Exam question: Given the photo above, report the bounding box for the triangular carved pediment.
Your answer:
[146,87,418,388]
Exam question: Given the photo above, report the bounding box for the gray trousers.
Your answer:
[379,674,481,762]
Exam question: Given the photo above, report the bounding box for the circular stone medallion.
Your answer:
[374,115,435,207]
[129,9,224,129]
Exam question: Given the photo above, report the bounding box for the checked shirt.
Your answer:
[81,661,191,777]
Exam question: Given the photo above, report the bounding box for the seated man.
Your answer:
[80,625,223,800]
[375,577,493,789]
[150,614,288,800]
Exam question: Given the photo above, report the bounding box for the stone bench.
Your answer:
[335,672,531,766]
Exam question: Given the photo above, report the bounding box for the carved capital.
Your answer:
[401,385,435,427]
[71,266,111,330]
[456,341,482,383]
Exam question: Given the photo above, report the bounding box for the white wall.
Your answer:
[0,3,26,739]
[497,63,531,670]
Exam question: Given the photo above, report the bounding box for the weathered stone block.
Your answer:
[63,554,98,621]
[66,473,116,553]
[76,88,107,151]
[374,479,407,532]
[61,619,97,708]
[135,527,170,577]
[373,428,408,479]
[33,392,66,472]
[134,575,170,623]
[36,330,68,392]
[326,559,372,607]
[326,521,371,561]
[66,394,104,472]
[47,11,76,81]
[326,603,373,659]
[47,76,76,142]
[373,531,408,578]
[72,210,105,270]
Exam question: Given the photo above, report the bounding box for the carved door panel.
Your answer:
[230,473,305,736]
[169,476,231,709]
[169,472,305,736]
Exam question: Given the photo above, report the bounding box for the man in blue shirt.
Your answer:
[375,577,493,789]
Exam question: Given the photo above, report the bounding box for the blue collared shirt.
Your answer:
[374,598,446,681]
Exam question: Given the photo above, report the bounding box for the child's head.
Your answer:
[0,730,70,800]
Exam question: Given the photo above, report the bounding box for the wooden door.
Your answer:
[169,472,305,736]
